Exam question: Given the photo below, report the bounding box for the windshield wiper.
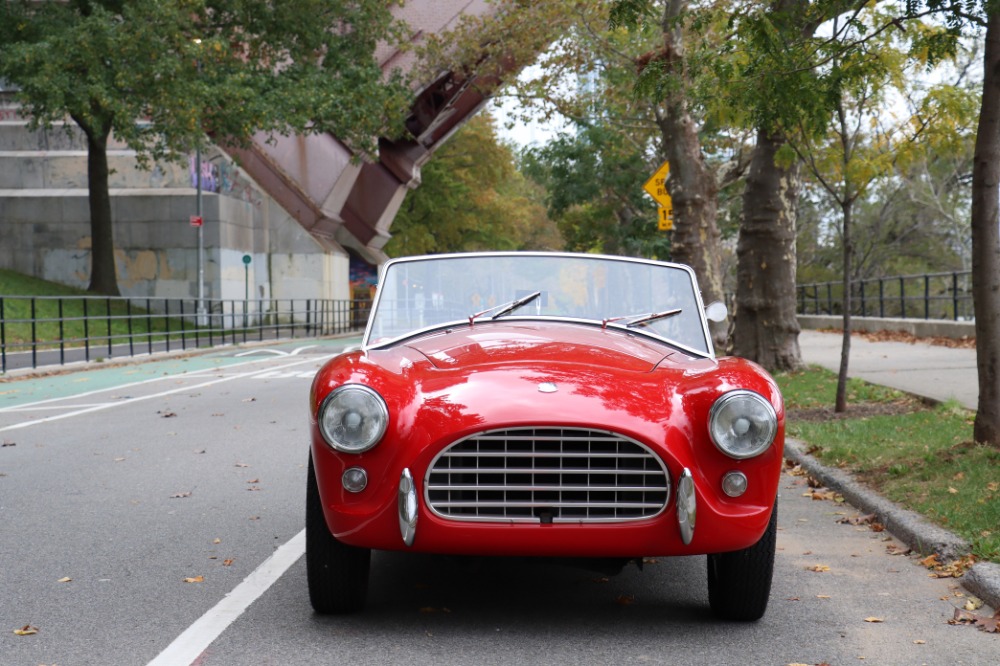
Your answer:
[602,308,682,329]
[469,291,542,325]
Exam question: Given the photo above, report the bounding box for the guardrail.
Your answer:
[796,271,974,321]
[0,295,371,373]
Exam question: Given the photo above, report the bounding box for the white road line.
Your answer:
[0,355,329,433]
[146,530,306,666]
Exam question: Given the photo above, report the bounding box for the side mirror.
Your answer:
[705,301,728,323]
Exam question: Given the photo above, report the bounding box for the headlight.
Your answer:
[318,385,388,453]
[708,390,777,459]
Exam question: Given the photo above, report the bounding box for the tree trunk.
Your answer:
[971,10,1000,446]
[835,198,853,413]
[733,128,803,372]
[77,116,120,296]
[655,0,725,345]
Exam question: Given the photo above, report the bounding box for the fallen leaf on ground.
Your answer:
[13,625,38,636]
[2,440,16,447]
[223,559,234,566]
[886,544,911,556]
[170,491,192,499]
[837,513,876,526]
[913,640,926,644]
[183,575,204,583]
[159,411,177,418]
[242,397,256,403]
[950,608,1000,632]
[57,577,72,583]
[965,596,984,611]
[616,594,635,605]
[925,554,977,579]
[948,487,959,494]
[864,617,884,623]
[816,595,831,599]
[235,462,249,468]
[806,564,831,573]
[988,482,999,492]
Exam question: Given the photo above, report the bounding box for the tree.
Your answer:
[969,6,1000,445]
[628,1,728,340]
[384,114,561,257]
[521,124,671,258]
[0,0,409,295]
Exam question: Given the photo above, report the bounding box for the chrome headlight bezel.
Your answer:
[318,384,389,454]
[708,389,777,460]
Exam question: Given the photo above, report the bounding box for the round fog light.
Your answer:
[342,467,368,493]
[722,471,748,497]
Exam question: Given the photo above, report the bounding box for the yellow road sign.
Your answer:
[645,161,672,231]
[643,160,671,208]
[657,206,673,231]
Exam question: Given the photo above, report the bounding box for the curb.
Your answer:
[784,438,1000,611]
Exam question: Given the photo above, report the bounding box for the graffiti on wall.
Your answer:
[189,154,263,208]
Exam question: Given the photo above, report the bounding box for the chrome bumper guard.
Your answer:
[399,468,418,547]
[677,467,696,545]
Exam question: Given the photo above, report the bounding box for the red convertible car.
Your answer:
[307,252,784,620]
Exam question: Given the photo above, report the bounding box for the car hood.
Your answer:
[402,321,678,373]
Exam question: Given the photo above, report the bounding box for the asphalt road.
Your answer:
[1,338,996,666]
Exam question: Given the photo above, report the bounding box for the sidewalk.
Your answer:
[798,329,978,410]
[793,329,1000,611]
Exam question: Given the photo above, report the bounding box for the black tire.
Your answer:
[707,503,777,621]
[306,455,371,614]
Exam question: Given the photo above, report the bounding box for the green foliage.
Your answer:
[521,124,670,258]
[383,114,562,257]
[0,0,410,160]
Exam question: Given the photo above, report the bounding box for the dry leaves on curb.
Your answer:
[920,553,977,579]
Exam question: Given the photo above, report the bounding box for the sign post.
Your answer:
[643,160,673,231]
[242,254,251,329]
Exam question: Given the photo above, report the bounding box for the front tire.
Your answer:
[707,503,777,621]
[306,455,370,614]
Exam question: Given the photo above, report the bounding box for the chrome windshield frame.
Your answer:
[361,251,717,359]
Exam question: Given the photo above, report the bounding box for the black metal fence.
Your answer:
[0,295,371,373]
[797,271,974,321]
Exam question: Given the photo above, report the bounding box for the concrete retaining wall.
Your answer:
[0,120,352,307]
[798,314,975,340]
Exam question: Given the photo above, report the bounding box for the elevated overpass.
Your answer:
[228,0,517,267]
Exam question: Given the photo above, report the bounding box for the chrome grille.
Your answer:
[425,427,670,523]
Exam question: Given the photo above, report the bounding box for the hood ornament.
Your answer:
[538,382,558,393]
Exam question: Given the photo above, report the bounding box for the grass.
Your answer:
[0,268,207,350]
[776,365,1000,564]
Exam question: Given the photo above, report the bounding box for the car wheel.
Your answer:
[306,455,371,614]
[706,502,777,621]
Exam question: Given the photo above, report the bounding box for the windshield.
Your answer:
[364,252,713,356]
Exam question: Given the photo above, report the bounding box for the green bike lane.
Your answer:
[0,336,361,413]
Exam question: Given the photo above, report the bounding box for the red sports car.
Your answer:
[307,252,784,620]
